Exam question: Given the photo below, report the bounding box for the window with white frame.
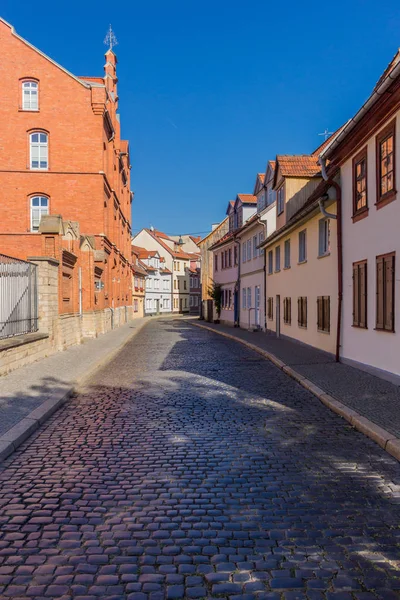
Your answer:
[22,81,39,110]
[30,132,48,169]
[30,196,49,232]
[268,250,273,274]
[242,288,246,309]
[247,287,251,309]
[277,185,284,214]
[247,239,251,261]
[253,235,258,258]
[268,187,274,206]
[284,239,291,269]
[318,218,330,257]
[275,246,281,272]
[242,242,247,262]
[299,230,307,263]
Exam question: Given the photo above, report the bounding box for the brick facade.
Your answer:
[0,18,133,331]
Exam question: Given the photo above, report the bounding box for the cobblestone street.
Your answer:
[0,319,400,600]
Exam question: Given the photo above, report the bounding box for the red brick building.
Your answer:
[0,18,133,338]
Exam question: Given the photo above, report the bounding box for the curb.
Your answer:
[0,316,156,463]
[189,320,400,463]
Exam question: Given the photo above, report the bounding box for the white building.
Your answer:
[132,246,172,315]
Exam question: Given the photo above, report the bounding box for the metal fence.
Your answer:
[0,253,38,340]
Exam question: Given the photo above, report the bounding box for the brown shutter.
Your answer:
[298,298,301,325]
[376,257,384,329]
[384,255,395,331]
[304,298,307,327]
[317,297,322,330]
[353,264,359,327]
[288,298,291,325]
[360,263,367,328]
[324,296,330,333]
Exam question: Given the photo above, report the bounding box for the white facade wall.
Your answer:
[340,109,400,380]
[213,239,238,325]
[239,222,265,329]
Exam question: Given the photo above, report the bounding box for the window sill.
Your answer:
[374,327,395,333]
[283,266,291,270]
[267,272,274,276]
[352,208,369,223]
[19,108,39,112]
[297,260,307,265]
[317,252,331,259]
[283,321,291,326]
[317,329,331,335]
[375,190,397,210]
[298,324,307,329]
[352,324,368,329]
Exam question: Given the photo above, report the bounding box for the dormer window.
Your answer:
[22,81,39,110]
[30,132,48,169]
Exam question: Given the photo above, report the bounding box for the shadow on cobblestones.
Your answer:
[0,318,399,599]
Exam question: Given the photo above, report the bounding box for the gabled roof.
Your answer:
[189,235,201,244]
[153,229,174,241]
[273,155,321,188]
[237,194,257,204]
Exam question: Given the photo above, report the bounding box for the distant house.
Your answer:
[131,248,147,318]
[189,256,201,315]
[132,246,172,315]
[198,218,229,321]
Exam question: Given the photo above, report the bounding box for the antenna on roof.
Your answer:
[104,25,118,51]
[318,128,333,141]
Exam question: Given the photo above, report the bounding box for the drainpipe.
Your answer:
[319,158,342,363]
[257,216,267,332]
[234,238,241,327]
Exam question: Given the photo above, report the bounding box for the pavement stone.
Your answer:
[0,318,399,599]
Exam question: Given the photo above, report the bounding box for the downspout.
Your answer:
[256,216,267,332]
[234,238,241,327]
[319,158,342,363]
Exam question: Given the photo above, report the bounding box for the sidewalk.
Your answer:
[0,315,156,460]
[189,320,400,461]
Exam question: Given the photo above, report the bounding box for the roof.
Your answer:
[198,217,229,246]
[160,268,172,274]
[144,228,192,259]
[311,124,347,156]
[268,160,276,170]
[261,177,334,248]
[132,245,159,260]
[208,231,235,251]
[258,173,265,184]
[189,235,201,244]
[79,77,105,87]
[276,155,321,178]
[237,194,257,204]
[374,48,400,91]
[133,263,148,277]
[153,229,174,241]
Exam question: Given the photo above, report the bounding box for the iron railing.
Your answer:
[0,253,38,340]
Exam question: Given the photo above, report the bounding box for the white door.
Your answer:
[255,286,260,327]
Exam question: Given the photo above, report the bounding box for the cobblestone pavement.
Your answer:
[0,319,400,600]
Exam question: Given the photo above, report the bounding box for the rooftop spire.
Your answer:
[104,24,118,51]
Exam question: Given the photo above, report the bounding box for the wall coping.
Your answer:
[0,332,49,353]
[28,256,60,266]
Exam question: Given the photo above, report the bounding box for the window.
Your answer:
[253,235,258,258]
[228,289,232,308]
[298,297,307,328]
[242,288,247,309]
[283,297,291,325]
[353,260,367,329]
[299,230,307,263]
[184,299,187,308]
[30,132,48,169]
[174,280,177,290]
[268,187,274,206]
[242,242,247,263]
[184,280,187,290]
[134,299,138,313]
[247,240,251,261]
[275,246,281,272]
[214,254,218,272]
[247,287,251,310]
[268,250,273,274]
[228,248,232,267]
[318,219,330,257]
[22,81,38,110]
[277,185,284,215]
[376,121,396,205]
[234,245,238,266]
[284,240,291,269]
[353,148,367,216]
[376,253,395,331]
[30,196,49,231]
[317,297,330,333]
[221,252,225,269]
[267,297,273,320]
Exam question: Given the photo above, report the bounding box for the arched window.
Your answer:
[30,132,48,169]
[22,81,39,110]
[30,196,49,232]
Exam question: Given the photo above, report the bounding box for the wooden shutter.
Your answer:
[298,297,301,325]
[304,298,307,327]
[324,297,330,333]
[376,256,384,329]
[317,297,322,330]
[360,262,367,328]
[384,254,395,331]
[353,264,359,326]
[288,298,291,325]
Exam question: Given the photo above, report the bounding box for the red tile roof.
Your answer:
[153,229,174,241]
[189,235,201,244]
[276,155,321,178]
[237,194,257,204]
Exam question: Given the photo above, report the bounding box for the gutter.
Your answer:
[321,59,400,160]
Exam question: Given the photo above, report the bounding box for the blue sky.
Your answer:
[3,1,400,237]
